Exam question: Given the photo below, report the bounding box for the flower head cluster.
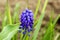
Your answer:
[19,8,34,34]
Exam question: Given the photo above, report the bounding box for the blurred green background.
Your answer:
[0,0,60,40]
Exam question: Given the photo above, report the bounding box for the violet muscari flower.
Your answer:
[19,8,34,34]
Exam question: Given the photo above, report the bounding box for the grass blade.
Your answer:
[12,3,20,40]
[34,0,41,19]
[2,0,10,27]
[5,0,12,24]
[2,16,7,28]
[32,0,48,40]
[43,14,60,40]
[53,15,60,26]
[12,3,20,23]
[0,24,19,40]
[2,0,12,28]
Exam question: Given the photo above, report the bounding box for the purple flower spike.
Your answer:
[19,8,34,34]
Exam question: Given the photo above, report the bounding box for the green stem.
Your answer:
[8,7,12,25]
[53,15,60,27]
[6,0,12,25]
[7,0,13,40]
[41,0,48,14]
[20,33,23,40]
[23,33,29,40]
[34,0,41,19]
[32,0,48,40]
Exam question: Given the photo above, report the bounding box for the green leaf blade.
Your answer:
[32,0,48,40]
[0,24,19,40]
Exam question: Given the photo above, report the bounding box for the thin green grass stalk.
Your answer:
[25,35,29,40]
[43,13,54,40]
[2,0,12,28]
[2,0,8,28]
[44,10,55,30]
[12,5,20,40]
[32,0,48,40]
[2,13,7,28]
[41,0,48,14]
[6,0,12,25]
[34,20,38,27]
[23,33,29,40]
[20,33,23,40]
[15,33,18,40]
[6,1,13,40]
[53,15,60,26]
[12,2,20,40]
[6,0,14,40]
[34,0,41,19]
[50,14,60,30]
[13,3,20,23]
[12,3,20,40]
[50,11,54,22]
[12,33,18,40]
[43,14,60,40]
[2,16,7,28]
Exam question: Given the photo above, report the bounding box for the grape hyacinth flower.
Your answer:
[19,8,34,35]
